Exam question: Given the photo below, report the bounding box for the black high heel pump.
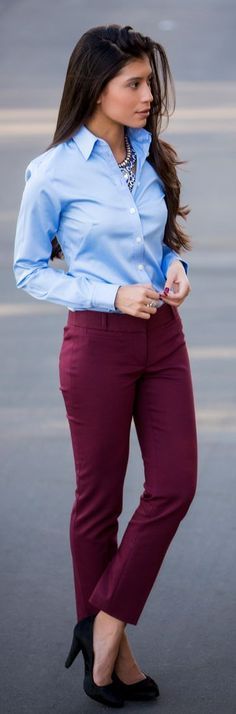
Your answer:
[112,670,160,701]
[65,615,124,708]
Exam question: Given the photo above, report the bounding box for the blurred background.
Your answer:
[0,2,235,713]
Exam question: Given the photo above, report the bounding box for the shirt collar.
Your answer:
[72,123,152,160]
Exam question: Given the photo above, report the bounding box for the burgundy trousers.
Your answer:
[58,302,198,625]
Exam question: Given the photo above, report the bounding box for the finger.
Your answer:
[134,310,151,320]
[145,288,161,300]
[141,304,157,314]
[142,283,161,298]
[160,284,187,300]
[159,293,185,306]
[159,297,182,307]
[138,311,151,319]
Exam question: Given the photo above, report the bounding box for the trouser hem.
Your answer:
[88,594,139,626]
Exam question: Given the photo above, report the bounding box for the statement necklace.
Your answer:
[117,133,137,192]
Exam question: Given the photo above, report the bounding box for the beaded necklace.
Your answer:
[117,132,137,192]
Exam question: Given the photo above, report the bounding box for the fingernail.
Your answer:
[164,287,169,294]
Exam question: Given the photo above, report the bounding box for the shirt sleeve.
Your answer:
[161,243,189,279]
[13,169,121,312]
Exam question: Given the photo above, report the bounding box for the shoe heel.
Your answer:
[65,631,82,668]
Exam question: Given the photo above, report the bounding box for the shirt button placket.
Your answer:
[128,206,146,276]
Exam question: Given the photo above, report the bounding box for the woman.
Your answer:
[13,24,198,709]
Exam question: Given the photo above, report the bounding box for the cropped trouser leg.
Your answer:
[59,303,198,626]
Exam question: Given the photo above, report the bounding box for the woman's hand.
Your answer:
[159,260,191,306]
[114,283,162,319]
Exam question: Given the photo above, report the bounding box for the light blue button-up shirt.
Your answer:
[13,123,188,312]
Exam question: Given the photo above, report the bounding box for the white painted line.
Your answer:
[0,303,65,316]
[0,104,235,138]
[189,347,236,359]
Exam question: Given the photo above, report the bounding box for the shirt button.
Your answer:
[138,263,144,270]
[136,237,142,243]
[129,207,136,214]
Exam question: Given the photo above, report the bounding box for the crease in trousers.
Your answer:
[58,302,198,625]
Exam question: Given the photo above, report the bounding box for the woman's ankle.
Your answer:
[95,610,125,635]
[92,611,125,685]
[114,631,145,682]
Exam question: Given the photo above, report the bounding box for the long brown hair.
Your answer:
[47,24,191,261]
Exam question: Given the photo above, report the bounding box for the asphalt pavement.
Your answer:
[0,2,236,713]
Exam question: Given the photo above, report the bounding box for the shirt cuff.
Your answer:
[91,283,122,312]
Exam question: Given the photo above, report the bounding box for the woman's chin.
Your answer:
[124,116,148,129]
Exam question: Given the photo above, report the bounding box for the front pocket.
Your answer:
[58,326,75,394]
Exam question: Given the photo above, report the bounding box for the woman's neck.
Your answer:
[84,117,126,162]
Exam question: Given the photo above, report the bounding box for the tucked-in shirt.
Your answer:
[13,123,188,313]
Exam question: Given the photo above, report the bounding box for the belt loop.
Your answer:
[101,312,108,329]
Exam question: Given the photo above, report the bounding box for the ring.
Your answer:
[147,300,159,307]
